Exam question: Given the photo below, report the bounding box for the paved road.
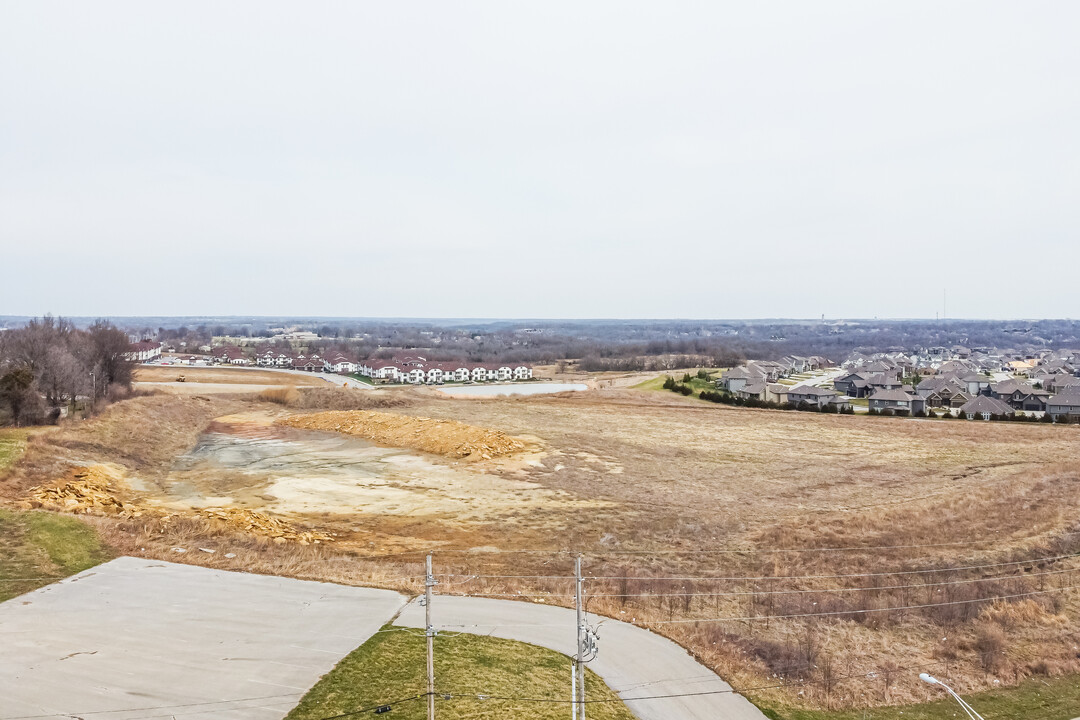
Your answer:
[145,362,372,389]
[787,367,846,390]
[0,557,405,720]
[395,595,767,720]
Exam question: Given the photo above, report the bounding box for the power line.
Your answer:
[432,551,1080,583]
[429,583,1080,631]
[576,565,1080,597]
[352,532,1080,560]
[431,562,1080,600]
[313,694,424,719]
[643,583,1080,624]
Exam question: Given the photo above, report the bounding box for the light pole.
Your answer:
[919,673,985,720]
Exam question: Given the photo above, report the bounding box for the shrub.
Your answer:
[975,624,1006,672]
[258,387,301,405]
[682,373,693,384]
[868,407,879,416]
[957,410,967,420]
[696,369,709,380]
[1041,413,1054,423]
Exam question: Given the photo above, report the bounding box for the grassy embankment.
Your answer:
[761,674,1080,720]
[0,427,113,602]
[286,625,635,720]
[633,370,720,395]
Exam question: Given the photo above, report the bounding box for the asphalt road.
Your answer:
[395,595,768,720]
[0,557,405,720]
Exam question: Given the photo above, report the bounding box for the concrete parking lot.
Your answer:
[0,557,404,720]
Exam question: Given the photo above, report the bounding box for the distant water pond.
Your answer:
[439,382,589,397]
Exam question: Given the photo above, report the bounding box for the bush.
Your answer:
[682,373,693,384]
[957,410,967,420]
[1041,413,1055,423]
[696,369,709,380]
[258,387,300,405]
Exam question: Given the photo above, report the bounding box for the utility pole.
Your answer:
[426,554,436,720]
[575,555,585,720]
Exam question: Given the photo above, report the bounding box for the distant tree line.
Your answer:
[0,316,134,426]
[10,316,1080,371]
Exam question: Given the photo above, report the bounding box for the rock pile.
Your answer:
[196,507,333,545]
[27,465,148,518]
[27,466,331,545]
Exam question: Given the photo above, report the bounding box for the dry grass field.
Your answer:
[134,364,329,388]
[4,384,1080,713]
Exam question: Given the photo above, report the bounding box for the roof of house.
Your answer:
[990,379,1034,395]
[960,396,1015,415]
[1048,393,1080,408]
[868,389,918,402]
[789,386,839,397]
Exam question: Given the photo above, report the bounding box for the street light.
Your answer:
[919,673,985,720]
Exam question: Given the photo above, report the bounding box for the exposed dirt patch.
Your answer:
[279,409,532,461]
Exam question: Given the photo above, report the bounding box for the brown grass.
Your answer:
[271,386,413,411]
[135,365,326,386]
[257,386,301,405]
[6,387,1080,711]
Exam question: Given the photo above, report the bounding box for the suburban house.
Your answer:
[719,366,764,393]
[1046,392,1080,422]
[354,357,532,385]
[868,388,925,415]
[212,346,250,365]
[765,383,790,405]
[915,376,972,409]
[834,371,902,398]
[787,386,850,411]
[960,395,1015,420]
[735,380,768,401]
[988,379,1050,411]
[124,341,162,362]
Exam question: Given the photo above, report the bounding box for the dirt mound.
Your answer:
[196,507,333,545]
[27,465,148,518]
[27,465,332,545]
[279,410,527,460]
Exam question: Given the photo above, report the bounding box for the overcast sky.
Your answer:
[1,2,1077,320]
